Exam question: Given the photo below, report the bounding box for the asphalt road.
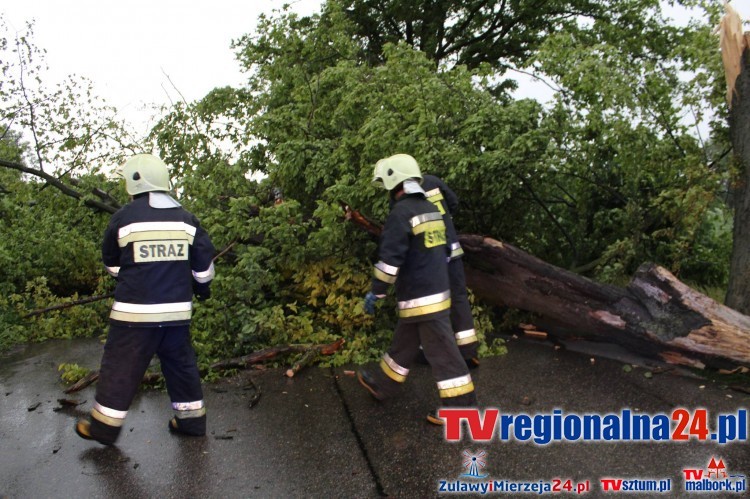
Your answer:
[1,336,748,498]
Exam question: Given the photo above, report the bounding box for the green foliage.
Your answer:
[58,363,91,384]
[0,17,134,352]
[504,0,731,282]
[0,2,737,375]
[0,167,114,350]
[3,277,110,346]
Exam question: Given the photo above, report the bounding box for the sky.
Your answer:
[2,0,324,132]
[2,0,750,134]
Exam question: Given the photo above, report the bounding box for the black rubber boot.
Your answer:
[75,417,121,445]
[459,343,480,369]
[357,370,386,401]
[464,356,480,369]
[426,410,446,426]
[168,415,206,436]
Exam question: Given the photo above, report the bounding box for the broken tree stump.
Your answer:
[285,349,319,378]
[459,235,750,370]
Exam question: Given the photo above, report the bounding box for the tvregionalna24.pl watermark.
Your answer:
[438,408,747,444]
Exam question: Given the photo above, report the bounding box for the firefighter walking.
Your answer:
[75,153,216,445]
[357,153,477,424]
[421,172,480,368]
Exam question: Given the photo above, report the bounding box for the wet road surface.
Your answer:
[1,336,748,497]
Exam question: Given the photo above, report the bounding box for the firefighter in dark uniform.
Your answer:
[75,153,216,445]
[358,154,477,425]
[420,173,480,368]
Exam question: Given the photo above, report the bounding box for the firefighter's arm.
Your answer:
[101,219,121,279]
[441,180,459,215]
[366,210,409,313]
[191,218,216,301]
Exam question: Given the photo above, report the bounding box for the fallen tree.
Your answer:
[459,235,750,370]
[343,204,750,369]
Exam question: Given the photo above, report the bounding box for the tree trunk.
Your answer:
[459,235,750,370]
[726,36,750,314]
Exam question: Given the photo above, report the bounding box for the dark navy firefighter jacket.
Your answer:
[372,188,451,322]
[102,193,216,327]
[421,174,463,260]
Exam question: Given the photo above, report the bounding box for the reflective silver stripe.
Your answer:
[91,408,126,427]
[437,374,473,390]
[113,301,192,314]
[409,212,442,228]
[173,401,206,418]
[374,261,399,284]
[193,262,215,283]
[424,188,441,198]
[110,301,192,322]
[383,353,409,377]
[374,267,397,284]
[450,241,464,259]
[398,290,451,310]
[105,265,120,277]
[455,329,478,345]
[455,329,477,341]
[119,221,197,238]
[117,221,196,247]
[94,402,128,419]
[375,261,399,277]
[172,400,205,411]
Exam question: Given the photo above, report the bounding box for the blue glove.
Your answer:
[364,291,379,315]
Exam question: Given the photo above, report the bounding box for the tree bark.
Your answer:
[460,235,750,369]
[726,35,750,314]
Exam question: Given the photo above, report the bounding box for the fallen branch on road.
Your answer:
[62,339,346,394]
[210,339,344,371]
[285,349,319,378]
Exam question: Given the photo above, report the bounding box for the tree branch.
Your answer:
[23,292,114,318]
[0,159,118,214]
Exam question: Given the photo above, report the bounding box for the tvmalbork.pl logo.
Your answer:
[683,457,747,493]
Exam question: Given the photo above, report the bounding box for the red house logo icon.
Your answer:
[707,457,728,479]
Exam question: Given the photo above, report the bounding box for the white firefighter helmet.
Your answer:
[373,153,423,191]
[118,154,171,195]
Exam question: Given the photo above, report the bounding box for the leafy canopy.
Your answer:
[0,1,731,371]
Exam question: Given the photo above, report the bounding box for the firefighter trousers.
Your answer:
[375,313,477,407]
[449,258,479,360]
[92,324,204,436]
